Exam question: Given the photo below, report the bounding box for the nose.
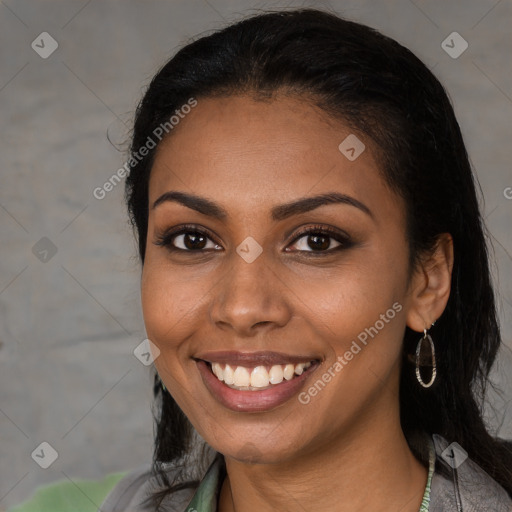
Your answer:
[209,249,292,337]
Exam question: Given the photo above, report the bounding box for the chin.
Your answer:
[212,432,303,465]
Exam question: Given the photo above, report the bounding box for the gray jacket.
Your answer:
[99,433,512,511]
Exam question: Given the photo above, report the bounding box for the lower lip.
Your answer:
[196,360,319,412]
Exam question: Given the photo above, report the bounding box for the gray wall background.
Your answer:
[1,0,511,509]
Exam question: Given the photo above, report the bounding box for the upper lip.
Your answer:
[195,351,320,367]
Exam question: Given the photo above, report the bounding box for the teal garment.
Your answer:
[184,453,226,512]
[8,438,435,512]
[184,439,436,511]
[419,436,436,512]
[7,471,128,512]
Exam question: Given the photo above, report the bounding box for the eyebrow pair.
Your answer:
[152,191,373,221]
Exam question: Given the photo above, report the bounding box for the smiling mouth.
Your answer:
[204,361,315,391]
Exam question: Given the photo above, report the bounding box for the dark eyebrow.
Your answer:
[152,191,373,220]
[152,191,228,219]
[271,192,373,221]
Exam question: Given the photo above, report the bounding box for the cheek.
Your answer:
[140,260,201,351]
[303,251,409,385]
[301,254,407,331]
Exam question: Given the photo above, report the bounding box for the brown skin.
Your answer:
[141,94,454,512]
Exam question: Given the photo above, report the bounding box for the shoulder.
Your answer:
[98,462,198,512]
[429,433,512,511]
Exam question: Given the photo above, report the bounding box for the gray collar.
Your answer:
[428,433,512,511]
[99,433,512,511]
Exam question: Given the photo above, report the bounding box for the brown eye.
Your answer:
[175,232,210,250]
[294,233,338,251]
[154,225,222,252]
[287,225,353,253]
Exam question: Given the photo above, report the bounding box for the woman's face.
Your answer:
[142,94,418,463]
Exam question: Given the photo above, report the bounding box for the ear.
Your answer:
[406,233,454,332]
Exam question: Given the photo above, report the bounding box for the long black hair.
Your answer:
[124,7,512,508]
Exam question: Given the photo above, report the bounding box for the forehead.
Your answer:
[148,94,399,223]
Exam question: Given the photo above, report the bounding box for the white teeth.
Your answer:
[294,363,305,375]
[223,364,235,385]
[212,362,223,381]
[250,366,269,387]
[233,366,251,387]
[283,364,295,380]
[269,365,284,384]
[210,361,313,389]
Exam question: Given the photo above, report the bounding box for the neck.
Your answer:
[218,404,428,512]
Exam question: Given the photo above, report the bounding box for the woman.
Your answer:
[100,8,512,511]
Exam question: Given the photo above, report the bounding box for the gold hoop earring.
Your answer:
[415,324,436,388]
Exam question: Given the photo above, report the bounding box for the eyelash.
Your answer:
[154,223,353,255]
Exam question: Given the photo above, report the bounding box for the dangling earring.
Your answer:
[415,322,436,388]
